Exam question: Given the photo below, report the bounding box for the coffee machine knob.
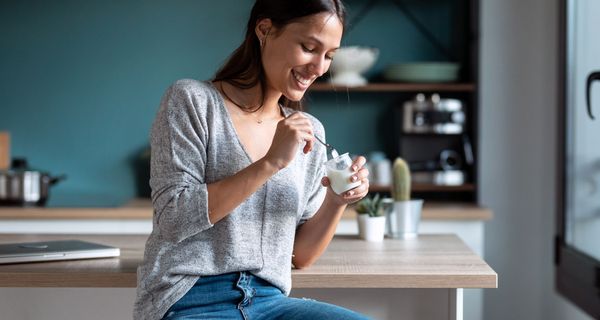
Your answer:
[451,111,466,124]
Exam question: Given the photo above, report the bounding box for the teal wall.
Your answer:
[0,0,453,206]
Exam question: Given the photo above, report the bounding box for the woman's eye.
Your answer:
[301,44,315,53]
[326,55,334,60]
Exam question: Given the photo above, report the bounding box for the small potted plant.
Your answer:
[388,157,424,239]
[355,193,387,241]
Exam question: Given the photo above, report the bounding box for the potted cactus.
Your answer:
[388,157,424,239]
[355,193,389,241]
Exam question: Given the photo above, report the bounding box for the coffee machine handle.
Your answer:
[586,71,600,120]
[462,134,475,166]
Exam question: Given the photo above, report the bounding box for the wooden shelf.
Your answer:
[345,202,493,221]
[308,82,476,92]
[0,198,492,221]
[369,183,476,193]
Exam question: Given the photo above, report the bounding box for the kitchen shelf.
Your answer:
[369,183,476,193]
[0,198,492,221]
[308,82,476,92]
[400,132,464,137]
[305,0,480,203]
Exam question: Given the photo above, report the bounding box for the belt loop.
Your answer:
[236,271,250,291]
[239,271,247,284]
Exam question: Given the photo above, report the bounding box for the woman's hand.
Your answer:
[321,155,370,206]
[264,112,314,170]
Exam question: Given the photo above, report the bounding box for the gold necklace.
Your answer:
[253,106,266,124]
[219,82,266,124]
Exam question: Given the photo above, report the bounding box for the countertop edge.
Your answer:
[0,199,493,221]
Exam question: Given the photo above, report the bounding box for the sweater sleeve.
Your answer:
[297,117,327,227]
[149,80,214,243]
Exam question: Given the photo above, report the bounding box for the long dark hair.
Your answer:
[213,0,346,112]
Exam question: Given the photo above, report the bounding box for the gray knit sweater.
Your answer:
[133,79,327,320]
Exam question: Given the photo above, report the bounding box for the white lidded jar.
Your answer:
[324,153,361,195]
[368,151,392,185]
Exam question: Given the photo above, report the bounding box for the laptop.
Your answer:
[0,239,120,264]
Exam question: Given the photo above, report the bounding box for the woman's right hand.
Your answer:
[264,112,315,170]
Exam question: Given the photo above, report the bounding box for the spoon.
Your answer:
[314,135,339,159]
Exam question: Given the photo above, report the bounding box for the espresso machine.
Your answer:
[396,93,474,187]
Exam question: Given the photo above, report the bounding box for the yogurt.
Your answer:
[324,153,361,195]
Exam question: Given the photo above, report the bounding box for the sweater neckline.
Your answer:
[206,81,292,164]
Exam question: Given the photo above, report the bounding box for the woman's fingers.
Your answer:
[349,167,369,183]
[344,156,370,202]
[287,113,374,201]
[344,179,370,199]
[266,113,316,169]
[297,131,314,153]
[303,139,314,154]
[284,114,315,153]
[351,156,367,172]
[285,113,312,129]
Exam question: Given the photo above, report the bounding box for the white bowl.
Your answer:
[329,46,379,87]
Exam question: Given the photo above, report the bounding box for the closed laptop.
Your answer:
[0,239,120,264]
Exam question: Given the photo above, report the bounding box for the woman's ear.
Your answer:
[255,18,273,44]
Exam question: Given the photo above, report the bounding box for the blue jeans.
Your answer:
[162,272,370,320]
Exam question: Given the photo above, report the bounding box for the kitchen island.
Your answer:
[0,233,496,320]
[0,201,493,319]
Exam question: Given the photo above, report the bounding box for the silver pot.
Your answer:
[0,159,66,207]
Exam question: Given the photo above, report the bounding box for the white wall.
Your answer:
[480,0,592,319]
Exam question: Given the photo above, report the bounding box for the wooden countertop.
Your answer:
[0,199,493,221]
[0,234,497,289]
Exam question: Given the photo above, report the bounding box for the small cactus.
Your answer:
[392,157,411,201]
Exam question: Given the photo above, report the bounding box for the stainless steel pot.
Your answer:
[0,159,66,207]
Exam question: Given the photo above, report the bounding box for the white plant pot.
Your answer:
[386,199,424,239]
[357,214,386,242]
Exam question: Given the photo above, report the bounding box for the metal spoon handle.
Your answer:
[314,135,339,159]
[314,135,329,148]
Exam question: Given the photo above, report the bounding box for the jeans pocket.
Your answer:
[162,310,176,320]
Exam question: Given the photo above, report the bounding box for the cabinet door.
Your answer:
[564,0,600,261]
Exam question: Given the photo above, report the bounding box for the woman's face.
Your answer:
[259,12,343,101]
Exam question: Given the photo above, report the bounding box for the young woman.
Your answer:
[134,1,371,319]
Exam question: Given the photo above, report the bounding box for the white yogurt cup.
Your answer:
[324,153,361,195]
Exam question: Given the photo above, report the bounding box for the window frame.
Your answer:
[555,0,600,317]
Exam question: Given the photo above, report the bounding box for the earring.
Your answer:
[260,38,265,48]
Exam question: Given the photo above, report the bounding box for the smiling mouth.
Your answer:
[292,70,313,87]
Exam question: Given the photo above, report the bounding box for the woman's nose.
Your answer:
[309,55,328,77]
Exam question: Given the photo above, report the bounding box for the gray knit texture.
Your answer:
[133,79,327,320]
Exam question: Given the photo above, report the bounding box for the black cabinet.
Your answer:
[306,0,480,203]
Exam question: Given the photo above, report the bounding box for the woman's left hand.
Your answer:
[321,155,370,206]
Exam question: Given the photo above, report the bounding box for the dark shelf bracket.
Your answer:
[346,0,456,61]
